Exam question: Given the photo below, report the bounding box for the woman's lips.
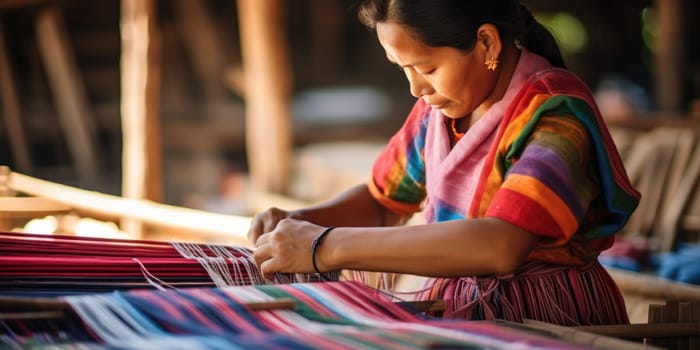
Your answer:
[423,97,449,110]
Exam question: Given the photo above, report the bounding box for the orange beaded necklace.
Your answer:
[449,118,466,143]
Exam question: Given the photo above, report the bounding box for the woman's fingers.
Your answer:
[252,235,269,266]
[247,207,290,244]
[253,239,275,279]
[258,255,280,281]
[246,216,264,244]
[252,219,321,276]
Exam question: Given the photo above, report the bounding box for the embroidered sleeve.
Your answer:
[368,99,430,217]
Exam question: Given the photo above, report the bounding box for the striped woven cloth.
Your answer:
[0,231,329,296]
[2,280,602,349]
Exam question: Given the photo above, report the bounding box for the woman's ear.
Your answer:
[476,24,502,62]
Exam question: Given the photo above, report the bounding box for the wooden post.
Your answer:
[120,0,161,238]
[35,7,98,183]
[0,21,31,172]
[654,0,684,111]
[173,0,230,101]
[237,0,293,194]
[308,0,343,83]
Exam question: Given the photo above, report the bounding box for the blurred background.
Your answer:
[1,0,698,213]
[2,0,700,324]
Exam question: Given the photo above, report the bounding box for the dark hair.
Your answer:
[358,0,565,68]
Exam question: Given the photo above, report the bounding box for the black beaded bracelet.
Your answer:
[310,226,336,280]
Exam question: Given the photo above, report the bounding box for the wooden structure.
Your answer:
[653,0,685,111]
[645,301,700,349]
[237,0,292,194]
[120,0,161,237]
[0,21,31,173]
[0,166,251,245]
[608,117,700,252]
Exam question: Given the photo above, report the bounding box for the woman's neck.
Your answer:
[454,44,521,133]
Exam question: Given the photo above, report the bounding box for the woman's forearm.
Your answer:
[290,183,406,227]
[318,217,540,277]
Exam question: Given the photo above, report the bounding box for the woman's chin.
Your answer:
[438,107,464,119]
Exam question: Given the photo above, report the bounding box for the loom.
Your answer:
[0,231,653,349]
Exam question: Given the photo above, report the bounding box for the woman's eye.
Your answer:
[420,68,436,75]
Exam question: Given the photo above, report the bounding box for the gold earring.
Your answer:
[485,57,498,71]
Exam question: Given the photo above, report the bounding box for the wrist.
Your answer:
[311,226,337,279]
[287,209,304,220]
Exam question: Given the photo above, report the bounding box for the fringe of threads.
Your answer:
[420,261,629,326]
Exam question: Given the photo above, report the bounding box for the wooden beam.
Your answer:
[0,21,32,172]
[576,322,700,340]
[35,7,98,183]
[237,0,293,194]
[653,0,684,111]
[0,0,47,11]
[608,268,700,302]
[0,197,70,216]
[521,319,654,350]
[7,170,251,244]
[606,113,700,130]
[120,0,162,238]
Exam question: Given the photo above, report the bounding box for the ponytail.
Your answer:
[518,4,566,68]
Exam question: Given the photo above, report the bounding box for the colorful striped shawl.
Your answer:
[369,50,640,265]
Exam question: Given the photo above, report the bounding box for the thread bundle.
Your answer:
[0,231,330,296]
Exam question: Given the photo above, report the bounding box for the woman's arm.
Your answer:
[324,218,539,276]
[253,216,540,279]
[247,184,406,244]
[290,184,407,227]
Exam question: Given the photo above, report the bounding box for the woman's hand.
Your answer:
[252,218,327,280]
[246,207,295,244]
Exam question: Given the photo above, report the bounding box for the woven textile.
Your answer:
[2,281,602,349]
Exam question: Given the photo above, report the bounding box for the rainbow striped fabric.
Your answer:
[2,281,605,349]
[369,50,640,265]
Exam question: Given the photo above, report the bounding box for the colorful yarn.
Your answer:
[598,236,651,272]
[0,231,332,296]
[2,281,601,349]
[653,243,700,285]
[421,261,629,326]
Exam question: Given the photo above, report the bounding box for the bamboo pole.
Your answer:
[120,0,162,238]
[7,170,251,245]
[0,197,70,216]
[237,0,293,194]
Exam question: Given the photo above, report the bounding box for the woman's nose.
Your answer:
[407,70,432,98]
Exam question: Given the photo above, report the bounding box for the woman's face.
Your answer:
[376,21,497,119]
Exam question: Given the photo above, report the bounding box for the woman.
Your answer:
[250,0,640,326]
